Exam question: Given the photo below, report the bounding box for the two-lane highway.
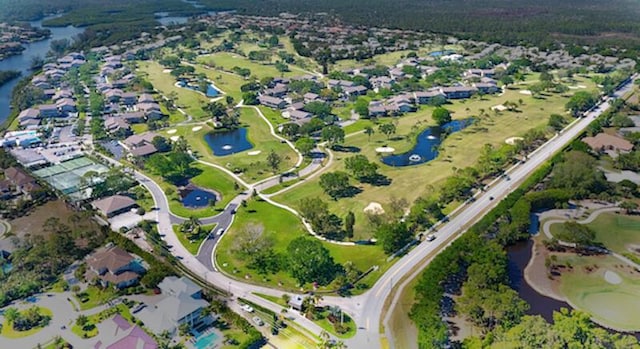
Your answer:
[342,76,637,349]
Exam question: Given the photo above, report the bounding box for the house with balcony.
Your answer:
[85,244,146,289]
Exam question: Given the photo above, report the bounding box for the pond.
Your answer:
[204,128,253,156]
[429,50,456,57]
[180,185,218,208]
[177,81,220,97]
[381,118,473,167]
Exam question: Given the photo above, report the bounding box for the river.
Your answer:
[0,17,84,125]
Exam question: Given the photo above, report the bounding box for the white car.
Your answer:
[240,304,254,313]
[426,234,436,242]
[217,228,225,236]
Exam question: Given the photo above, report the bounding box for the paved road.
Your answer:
[341,76,638,349]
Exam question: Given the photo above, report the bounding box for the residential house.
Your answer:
[85,244,146,289]
[303,92,319,102]
[38,104,60,118]
[122,132,159,157]
[283,109,313,125]
[258,95,287,109]
[92,195,137,218]
[17,108,40,126]
[414,91,445,105]
[4,166,41,196]
[473,83,499,94]
[368,103,387,117]
[56,98,77,113]
[369,76,395,90]
[137,102,163,120]
[264,84,288,97]
[582,133,633,153]
[121,92,138,106]
[464,68,495,78]
[138,93,155,104]
[104,89,123,103]
[104,117,131,133]
[440,86,477,99]
[137,276,213,335]
[93,315,157,349]
[343,85,368,96]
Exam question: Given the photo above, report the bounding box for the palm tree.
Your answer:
[4,307,19,324]
[364,126,374,141]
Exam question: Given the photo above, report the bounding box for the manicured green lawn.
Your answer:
[273,74,596,239]
[331,44,462,70]
[556,254,640,331]
[71,303,134,339]
[216,198,387,292]
[131,123,148,134]
[197,52,302,79]
[137,60,210,119]
[142,161,240,219]
[166,108,298,183]
[74,286,118,310]
[550,212,640,256]
[1,307,53,339]
[315,308,356,339]
[191,64,247,102]
[173,223,217,255]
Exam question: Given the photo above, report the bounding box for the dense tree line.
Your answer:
[0,70,20,87]
[203,0,640,49]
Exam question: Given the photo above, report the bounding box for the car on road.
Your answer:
[425,234,436,242]
[489,196,494,201]
[240,304,254,313]
[217,228,225,236]
[252,316,264,326]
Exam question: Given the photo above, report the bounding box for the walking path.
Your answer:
[541,206,640,269]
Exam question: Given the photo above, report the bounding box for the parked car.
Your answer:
[240,304,254,313]
[426,234,436,242]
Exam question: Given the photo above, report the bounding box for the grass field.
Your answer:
[1,307,53,339]
[137,60,210,119]
[215,198,388,292]
[197,52,302,79]
[330,44,462,71]
[173,223,217,255]
[165,108,298,183]
[550,212,640,256]
[273,74,596,239]
[142,162,240,219]
[556,254,640,331]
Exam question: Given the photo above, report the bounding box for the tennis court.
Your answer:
[32,156,110,200]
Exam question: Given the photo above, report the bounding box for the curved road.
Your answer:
[110,75,636,348]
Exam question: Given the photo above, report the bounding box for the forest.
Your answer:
[203,0,640,49]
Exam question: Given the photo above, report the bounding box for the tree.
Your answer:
[378,123,396,139]
[287,237,339,285]
[566,91,598,117]
[304,101,332,118]
[266,150,281,173]
[548,114,566,131]
[152,136,171,152]
[202,101,226,118]
[364,126,374,141]
[375,222,413,254]
[344,155,379,183]
[295,137,315,155]
[354,97,369,117]
[620,200,639,214]
[432,107,452,125]
[4,307,18,323]
[242,92,258,105]
[344,211,355,239]
[549,151,607,198]
[321,126,345,146]
[557,221,596,246]
[76,314,89,328]
[281,123,300,139]
[319,172,351,200]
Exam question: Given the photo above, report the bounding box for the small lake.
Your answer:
[381,118,473,167]
[180,185,217,208]
[156,15,190,26]
[204,128,253,156]
[177,81,220,97]
[429,50,456,57]
[0,16,84,125]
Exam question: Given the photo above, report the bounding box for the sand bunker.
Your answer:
[375,146,395,153]
[505,137,524,145]
[247,150,262,156]
[364,202,385,215]
[170,136,180,142]
[519,90,532,95]
[604,270,622,285]
[192,126,203,132]
[167,129,177,134]
[491,104,507,111]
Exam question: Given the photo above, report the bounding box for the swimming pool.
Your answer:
[194,331,219,349]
